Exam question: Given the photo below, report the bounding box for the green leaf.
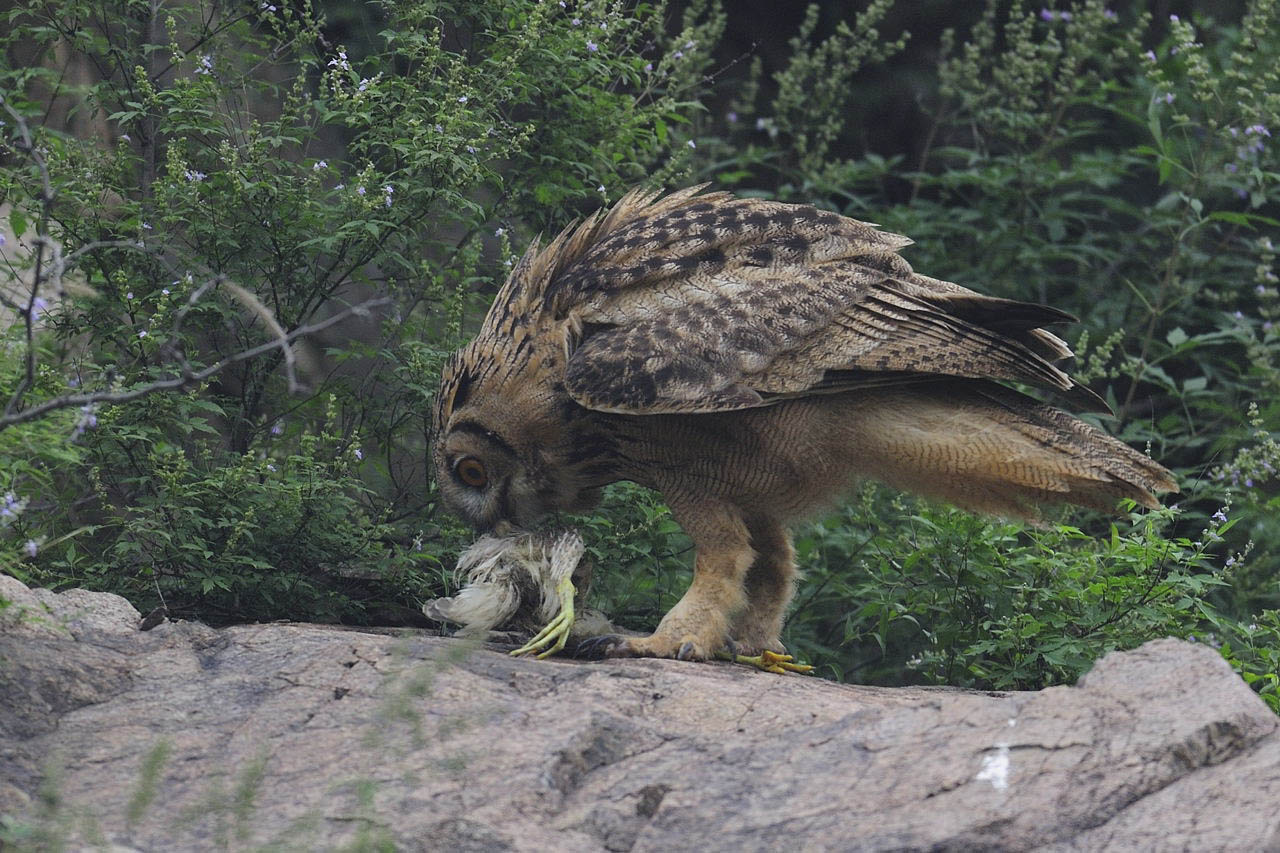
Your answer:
[9,207,28,238]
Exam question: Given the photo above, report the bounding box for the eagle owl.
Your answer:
[432,185,1177,662]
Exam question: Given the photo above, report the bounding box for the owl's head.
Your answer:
[432,337,600,533]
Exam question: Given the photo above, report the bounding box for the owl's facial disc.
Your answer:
[436,421,542,532]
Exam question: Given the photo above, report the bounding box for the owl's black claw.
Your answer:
[573,634,626,659]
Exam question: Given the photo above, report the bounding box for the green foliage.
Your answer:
[782,487,1228,688]
[2,0,714,617]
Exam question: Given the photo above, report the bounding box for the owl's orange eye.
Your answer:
[455,456,488,488]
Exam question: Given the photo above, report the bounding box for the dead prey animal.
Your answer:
[424,528,812,673]
[423,528,612,658]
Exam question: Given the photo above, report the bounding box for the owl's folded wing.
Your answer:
[557,194,1102,416]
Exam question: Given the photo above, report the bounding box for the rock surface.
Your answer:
[2,574,1279,852]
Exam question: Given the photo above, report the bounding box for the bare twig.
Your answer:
[0,295,391,431]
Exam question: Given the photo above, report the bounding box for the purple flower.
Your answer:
[125,291,134,300]
[457,95,468,104]
[597,184,606,193]
[195,55,213,75]
[1059,10,1072,21]
[1170,14,1179,22]
[1265,321,1274,332]
[1163,93,1175,104]
[1212,509,1228,523]
[726,111,738,123]
[571,17,581,25]
[138,330,147,338]
[24,540,37,558]
[1144,50,1157,61]
[1040,8,1055,21]
[185,169,207,182]
[354,448,363,460]
[356,185,366,196]
[1245,479,1254,487]
[644,62,653,72]
[673,51,683,59]
[1245,124,1271,137]
[1226,556,1235,567]
[586,40,598,52]
[1103,9,1117,20]
[271,420,284,436]
[313,160,327,171]
[1226,163,1238,173]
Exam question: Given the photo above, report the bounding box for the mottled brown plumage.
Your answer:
[432,185,1178,662]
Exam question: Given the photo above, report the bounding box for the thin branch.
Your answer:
[0,295,392,431]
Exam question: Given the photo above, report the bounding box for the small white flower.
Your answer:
[687,139,696,148]
[24,540,37,558]
[126,291,134,300]
[354,448,363,460]
[313,160,327,171]
[495,227,506,236]
[162,288,170,296]
[458,95,468,104]
[597,184,606,193]
[138,330,148,338]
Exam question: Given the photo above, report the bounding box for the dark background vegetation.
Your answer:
[2,0,1277,706]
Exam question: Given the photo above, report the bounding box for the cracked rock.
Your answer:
[2,575,1279,851]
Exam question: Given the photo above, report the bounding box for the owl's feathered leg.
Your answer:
[607,500,752,661]
[730,520,798,656]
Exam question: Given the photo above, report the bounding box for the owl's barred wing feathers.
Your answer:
[505,186,1104,415]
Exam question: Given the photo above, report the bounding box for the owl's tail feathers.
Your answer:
[850,381,1178,521]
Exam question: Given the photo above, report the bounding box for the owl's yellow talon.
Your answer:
[717,648,815,675]
[510,576,576,659]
